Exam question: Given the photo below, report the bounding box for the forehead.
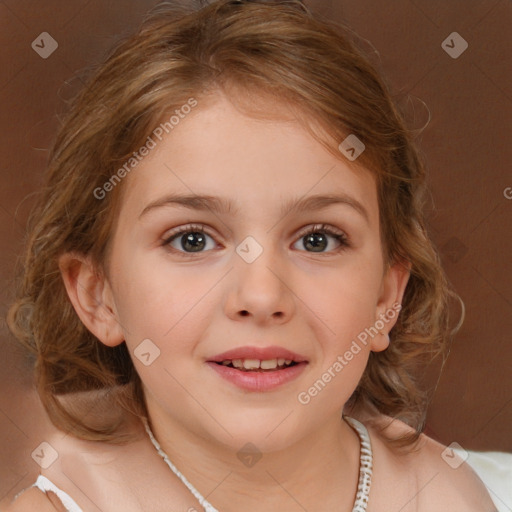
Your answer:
[119,93,379,226]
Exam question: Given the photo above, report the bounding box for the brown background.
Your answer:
[1,0,511,506]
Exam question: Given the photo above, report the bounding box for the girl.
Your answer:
[6,0,497,510]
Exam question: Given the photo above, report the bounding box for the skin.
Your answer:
[8,92,497,511]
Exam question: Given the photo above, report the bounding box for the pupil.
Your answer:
[304,233,327,252]
[182,232,206,252]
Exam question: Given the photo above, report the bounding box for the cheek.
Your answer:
[294,263,381,409]
[302,257,383,341]
[110,250,219,347]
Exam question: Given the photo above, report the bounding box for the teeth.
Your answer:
[260,359,278,370]
[243,359,261,370]
[220,358,295,370]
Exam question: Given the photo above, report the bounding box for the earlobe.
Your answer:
[370,259,411,352]
[58,252,125,347]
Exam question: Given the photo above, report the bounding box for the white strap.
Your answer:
[32,475,84,512]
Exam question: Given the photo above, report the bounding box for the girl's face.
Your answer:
[83,92,408,451]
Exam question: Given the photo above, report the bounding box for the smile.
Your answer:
[206,360,308,391]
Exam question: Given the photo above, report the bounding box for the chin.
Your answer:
[198,411,306,453]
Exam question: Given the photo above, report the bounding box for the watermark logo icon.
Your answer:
[31,442,59,469]
[441,442,469,469]
[442,32,468,59]
[134,338,161,366]
[338,134,365,161]
[237,442,262,468]
[442,236,468,264]
[236,236,263,264]
[31,32,58,59]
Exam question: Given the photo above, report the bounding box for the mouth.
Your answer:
[206,346,308,391]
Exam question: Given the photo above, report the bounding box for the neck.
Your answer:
[143,406,362,511]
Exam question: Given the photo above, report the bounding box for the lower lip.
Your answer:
[206,362,308,392]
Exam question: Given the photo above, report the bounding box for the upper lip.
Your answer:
[207,345,308,363]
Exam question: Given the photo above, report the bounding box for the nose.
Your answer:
[224,241,296,326]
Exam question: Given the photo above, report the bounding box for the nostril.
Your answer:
[240,310,249,316]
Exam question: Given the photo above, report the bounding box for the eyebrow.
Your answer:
[139,192,369,223]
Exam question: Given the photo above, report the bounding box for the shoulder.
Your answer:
[3,417,140,512]
[412,433,497,511]
[363,414,497,512]
[10,418,200,512]
[4,487,64,512]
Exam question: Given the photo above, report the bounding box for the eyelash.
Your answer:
[162,223,350,257]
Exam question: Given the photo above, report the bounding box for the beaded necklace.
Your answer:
[142,415,372,511]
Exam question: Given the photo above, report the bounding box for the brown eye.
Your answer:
[163,224,217,254]
[293,224,349,253]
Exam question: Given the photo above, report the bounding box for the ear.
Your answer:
[370,258,411,352]
[58,252,125,347]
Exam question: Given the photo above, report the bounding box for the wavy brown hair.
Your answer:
[7,0,456,446]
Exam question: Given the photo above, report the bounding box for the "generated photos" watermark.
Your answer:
[298,302,402,405]
[93,98,198,200]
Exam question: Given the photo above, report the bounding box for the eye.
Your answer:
[292,223,350,253]
[162,222,350,256]
[163,223,217,255]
